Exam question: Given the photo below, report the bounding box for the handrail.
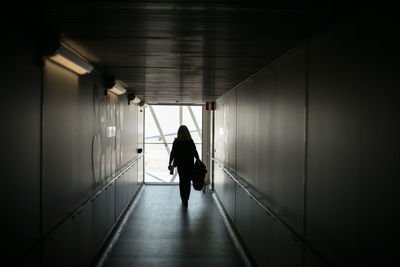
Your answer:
[210,155,331,266]
[18,153,145,264]
[44,153,144,239]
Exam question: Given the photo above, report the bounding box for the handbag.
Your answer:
[191,160,207,191]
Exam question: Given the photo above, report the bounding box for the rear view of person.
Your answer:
[168,125,199,207]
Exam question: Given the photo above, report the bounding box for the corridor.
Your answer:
[98,186,245,267]
[4,1,400,267]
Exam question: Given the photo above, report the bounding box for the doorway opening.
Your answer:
[144,105,202,184]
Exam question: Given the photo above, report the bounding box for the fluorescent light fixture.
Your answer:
[127,94,141,105]
[108,82,126,95]
[49,46,94,75]
[130,96,141,104]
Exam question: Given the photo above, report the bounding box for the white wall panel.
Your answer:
[215,89,237,219]
[236,46,306,235]
[236,187,303,266]
[215,5,400,267]
[214,46,307,267]
[42,60,96,233]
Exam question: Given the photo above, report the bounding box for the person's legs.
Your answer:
[178,167,191,205]
[179,177,190,205]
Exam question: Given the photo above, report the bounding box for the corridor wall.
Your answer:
[213,5,399,267]
[3,25,144,267]
[3,26,42,267]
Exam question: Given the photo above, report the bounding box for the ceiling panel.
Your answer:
[41,0,348,104]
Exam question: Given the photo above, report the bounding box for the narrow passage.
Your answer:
[99,185,245,267]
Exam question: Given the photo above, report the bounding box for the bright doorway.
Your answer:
[144,105,202,183]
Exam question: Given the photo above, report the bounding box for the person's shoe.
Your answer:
[182,200,188,207]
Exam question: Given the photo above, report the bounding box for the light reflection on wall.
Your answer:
[106,126,116,138]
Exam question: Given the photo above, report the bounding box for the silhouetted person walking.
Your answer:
[169,125,199,207]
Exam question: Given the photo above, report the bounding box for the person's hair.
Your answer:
[176,125,192,141]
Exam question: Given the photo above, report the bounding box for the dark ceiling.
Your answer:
[40,1,351,104]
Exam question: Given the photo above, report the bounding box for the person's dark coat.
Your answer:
[170,139,199,169]
[169,138,200,203]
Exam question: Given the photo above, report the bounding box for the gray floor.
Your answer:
[100,185,245,267]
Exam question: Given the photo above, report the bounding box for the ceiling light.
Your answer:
[49,45,93,75]
[131,96,141,104]
[108,82,126,95]
[128,94,141,105]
